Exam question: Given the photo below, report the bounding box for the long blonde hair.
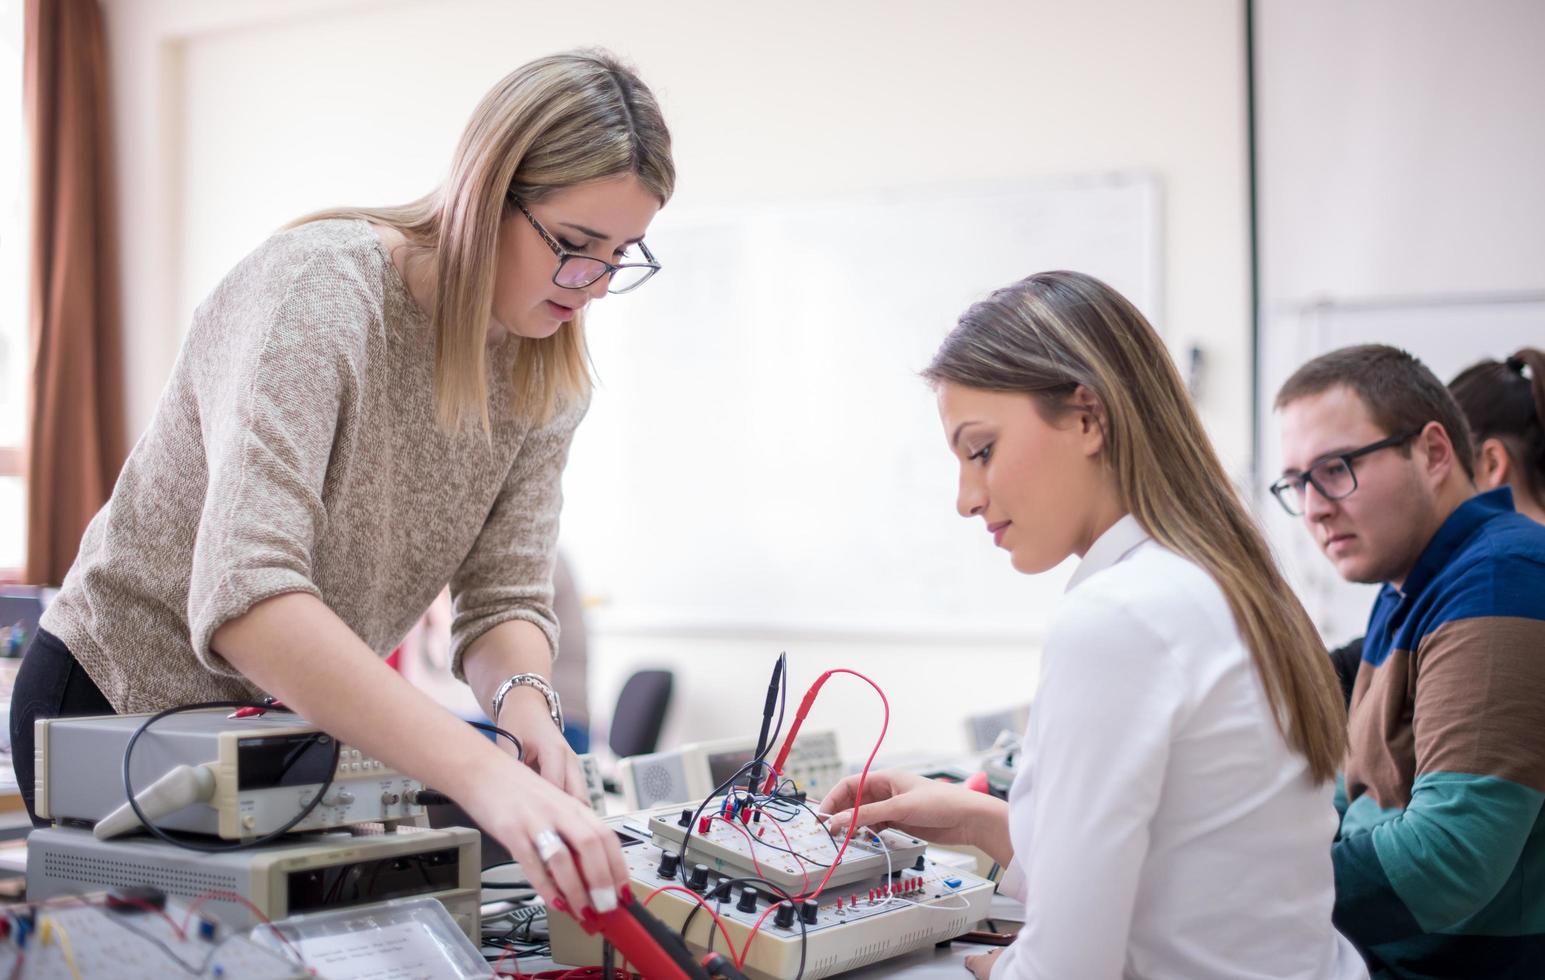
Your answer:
[293,49,675,431]
[924,271,1347,782]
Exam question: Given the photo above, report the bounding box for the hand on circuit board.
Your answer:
[818,769,1004,850]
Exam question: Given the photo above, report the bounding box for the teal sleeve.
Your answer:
[1335,772,1543,945]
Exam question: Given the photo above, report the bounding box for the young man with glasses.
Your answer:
[1274,344,1545,978]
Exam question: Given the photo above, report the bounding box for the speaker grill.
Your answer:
[639,762,683,807]
[43,852,240,898]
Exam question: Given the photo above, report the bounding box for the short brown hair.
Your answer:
[1275,344,1476,482]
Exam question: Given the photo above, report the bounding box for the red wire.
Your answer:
[519,669,893,977]
[710,815,766,878]
[788,670,889,902]
[641,883,742,963]
[732,896,784,970]
[83,895,187,941]
[496,885,735,980]
[181,889,305,964]
[492,939,527,978]
[504,959,644,978]
[735,668,890,967]
[749,806,811,895]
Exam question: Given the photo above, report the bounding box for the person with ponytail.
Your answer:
[1450,348,1545,524]
[821,271,1365,979]
[12,50,673,920]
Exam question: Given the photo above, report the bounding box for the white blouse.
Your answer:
[992,515,1366,980]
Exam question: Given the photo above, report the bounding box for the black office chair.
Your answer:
[607,669,674,759]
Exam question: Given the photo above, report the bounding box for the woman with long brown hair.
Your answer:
[821,271,1365,979]
[12,49,671,920]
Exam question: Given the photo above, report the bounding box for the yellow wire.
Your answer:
[39,916,84,980]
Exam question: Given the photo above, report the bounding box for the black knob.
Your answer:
[678,808,693,827]
[688,864,710,891]
[657,851,680,879]
[800,900,819,925]
[774,902,795,929]
[107,886,167,914]
[913,855,926,871]
[736,888,759,914]
[715,879,734,902]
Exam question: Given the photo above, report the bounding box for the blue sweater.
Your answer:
[1334,488,1545,978]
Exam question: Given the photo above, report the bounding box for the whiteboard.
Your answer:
[561,175,1162,638]
[1256,295,1545,645]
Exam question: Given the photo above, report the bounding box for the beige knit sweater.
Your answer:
[41,220,583,712]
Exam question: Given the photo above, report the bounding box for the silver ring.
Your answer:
[533,829,565,863]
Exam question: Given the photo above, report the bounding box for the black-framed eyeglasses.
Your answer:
[511,197,660,294]
[1269,429,1423,516]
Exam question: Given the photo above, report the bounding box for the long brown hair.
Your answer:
[924,271,1347,782]
[293,49,675,431]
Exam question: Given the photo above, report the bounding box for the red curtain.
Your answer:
[23,0,126,585]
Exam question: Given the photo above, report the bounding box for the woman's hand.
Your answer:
[818,769,1006,853]
[212,594,628,921]
[497,689,589,803]
[460,752,630,921]
[462,621,589,803]
[965,947,1003,978]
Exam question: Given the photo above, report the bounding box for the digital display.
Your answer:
[707,749,757,788]
[237,734,336,791]
[287,847,461,913]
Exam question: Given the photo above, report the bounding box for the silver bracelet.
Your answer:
[490,673,564,732]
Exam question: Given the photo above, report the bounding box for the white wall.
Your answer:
[103,0,1252,758]
[1254,0,1545,645]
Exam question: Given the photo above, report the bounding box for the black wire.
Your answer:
[711,788,838,869]
[121,701,340,853]
[744,652,787,795]
[467,720,524,762]
[104,907,289,975]
[772,795,840,857]
[681,875,806,980]
[761,653,789,782]
[482,906,548,954]
[674,653,788,873]
[738,832,834,870]
[663,654,807,978]
[672,756,765,878]
[480,859,533,892]
[738,789,839,864]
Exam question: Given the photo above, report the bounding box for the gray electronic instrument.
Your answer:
[26,825,483,943]
[34,710,427,839]
[549,803,993,980]
[616,730,844,810]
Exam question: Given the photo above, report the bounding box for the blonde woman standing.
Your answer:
[11,50,670,920]
[821,272,1366,979]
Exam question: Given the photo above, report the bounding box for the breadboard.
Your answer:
[0,899,306,979]
[549,808,993,980]
[646,799,927,894]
